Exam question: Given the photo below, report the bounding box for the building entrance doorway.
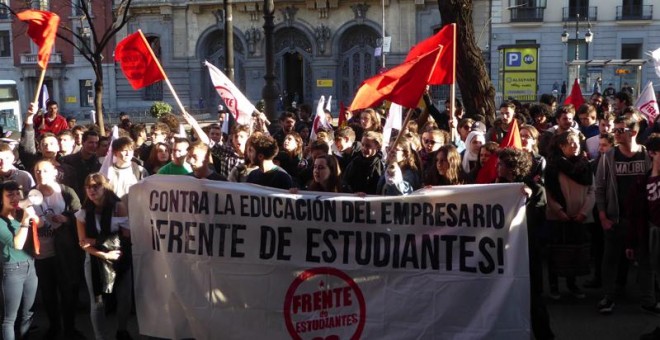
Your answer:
[283,52,304,107]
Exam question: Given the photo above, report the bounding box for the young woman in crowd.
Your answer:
[341,131,384,195]
[544,131,594,300]
[461,130,485,174]
[359,109,383,135]
[520,124,547,184]
[377,139,422,195]
[76,173,133,340]
[33,160,85,339]
[146,142,171,175]
[425,144,464,186]
[306,154,341,193]
[228,132,261,183]
[0,181,41,340]
[467,142,499,183]
[274,132,305,186]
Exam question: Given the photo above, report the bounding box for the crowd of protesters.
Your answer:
[0,87,660,340]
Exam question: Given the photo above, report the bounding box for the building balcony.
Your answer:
[508,0,547,23]
[616,5,652,21]
[562,6,597,22]
[20,53,62,65]
[0,9,9,20]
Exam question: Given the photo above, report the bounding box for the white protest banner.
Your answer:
[129,177,530,339]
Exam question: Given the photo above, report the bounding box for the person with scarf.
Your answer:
[545,131,595,300]
[461,130,485,174]
[75,173,133,340]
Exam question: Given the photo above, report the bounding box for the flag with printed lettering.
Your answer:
[635,81,659,123]
[205,61,255,125]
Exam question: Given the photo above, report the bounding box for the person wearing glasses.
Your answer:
[76,173,133,340]
[419,128,446,174]
[32,159,85,339]
[0,181,41,340]
[595,115,653,315]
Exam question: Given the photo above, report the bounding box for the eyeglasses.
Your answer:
[612,128,630,135]
[423,139,441,145]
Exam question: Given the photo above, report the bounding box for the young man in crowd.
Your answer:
[272,112,298,148]
[596,115,653,314]
[33,100,69,137]
[188,141,226,181]
[487,101,516,143]
[586,113,615,160]
[57,130,76,157]
[0,143,34,195]
[246,134,293,190]
[334,126,361,172]
[158,137,192,175]
[538,105,583,157]
[211,124,250,179]
[207,123,224,148]
[577,103,600,139]
[106,136,148,199]
[61,130,101,199]
[625,134,660,336]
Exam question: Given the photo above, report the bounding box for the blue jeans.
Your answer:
[2,260,38,340]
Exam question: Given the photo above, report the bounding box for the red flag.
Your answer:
[564,78,584,108]
[349,74,387,111]
[475,120,522,184]
[351,47,442,110]
[115,30,165,90]
[16,10,60,69]
[405,23,455,85]
[338,101,347,127]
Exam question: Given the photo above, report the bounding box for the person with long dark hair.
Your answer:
[0,181,40,340]
[307,154,341,193]
[425,145,465,186]
[76,173,133,340]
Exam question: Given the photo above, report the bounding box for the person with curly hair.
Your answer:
[496,147,554,339]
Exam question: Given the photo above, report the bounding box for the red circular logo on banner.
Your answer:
[283,267,366,340]
[216,85,239,120]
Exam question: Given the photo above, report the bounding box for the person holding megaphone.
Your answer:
[0,180,41,340]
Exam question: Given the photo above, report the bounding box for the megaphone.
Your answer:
[18,189,44,210]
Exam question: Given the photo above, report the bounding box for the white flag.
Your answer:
[382,102,403,158]
[39,84,49,112]
[99,125,120,179]
[205,61,255,125]
[310,95,333,142]
[635,81,659,123]
[325,95,332,113]
[651,47,660,79]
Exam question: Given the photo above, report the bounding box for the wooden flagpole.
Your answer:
[33,66,47,131]
[448,23,457,143]
[386,107,414,163]
[136,30,209,144]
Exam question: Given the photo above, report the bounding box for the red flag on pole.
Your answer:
[476,120,522,184]
[114,30,166,90]
[405,23,455,85]
[349,74,387,111]
[16,10,60,69]
[564,78,584,108]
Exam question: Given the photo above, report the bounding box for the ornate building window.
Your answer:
[143,36,163,101]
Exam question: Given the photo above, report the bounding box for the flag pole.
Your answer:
[449,23,457,142]
[136,30,187,115]
[33,67,47,130]
[386,107,414,163]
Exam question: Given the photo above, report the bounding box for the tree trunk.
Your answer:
[93,56,105,135]
[437,0,496,126]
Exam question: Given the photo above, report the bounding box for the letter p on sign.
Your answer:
[507,52,521,67]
